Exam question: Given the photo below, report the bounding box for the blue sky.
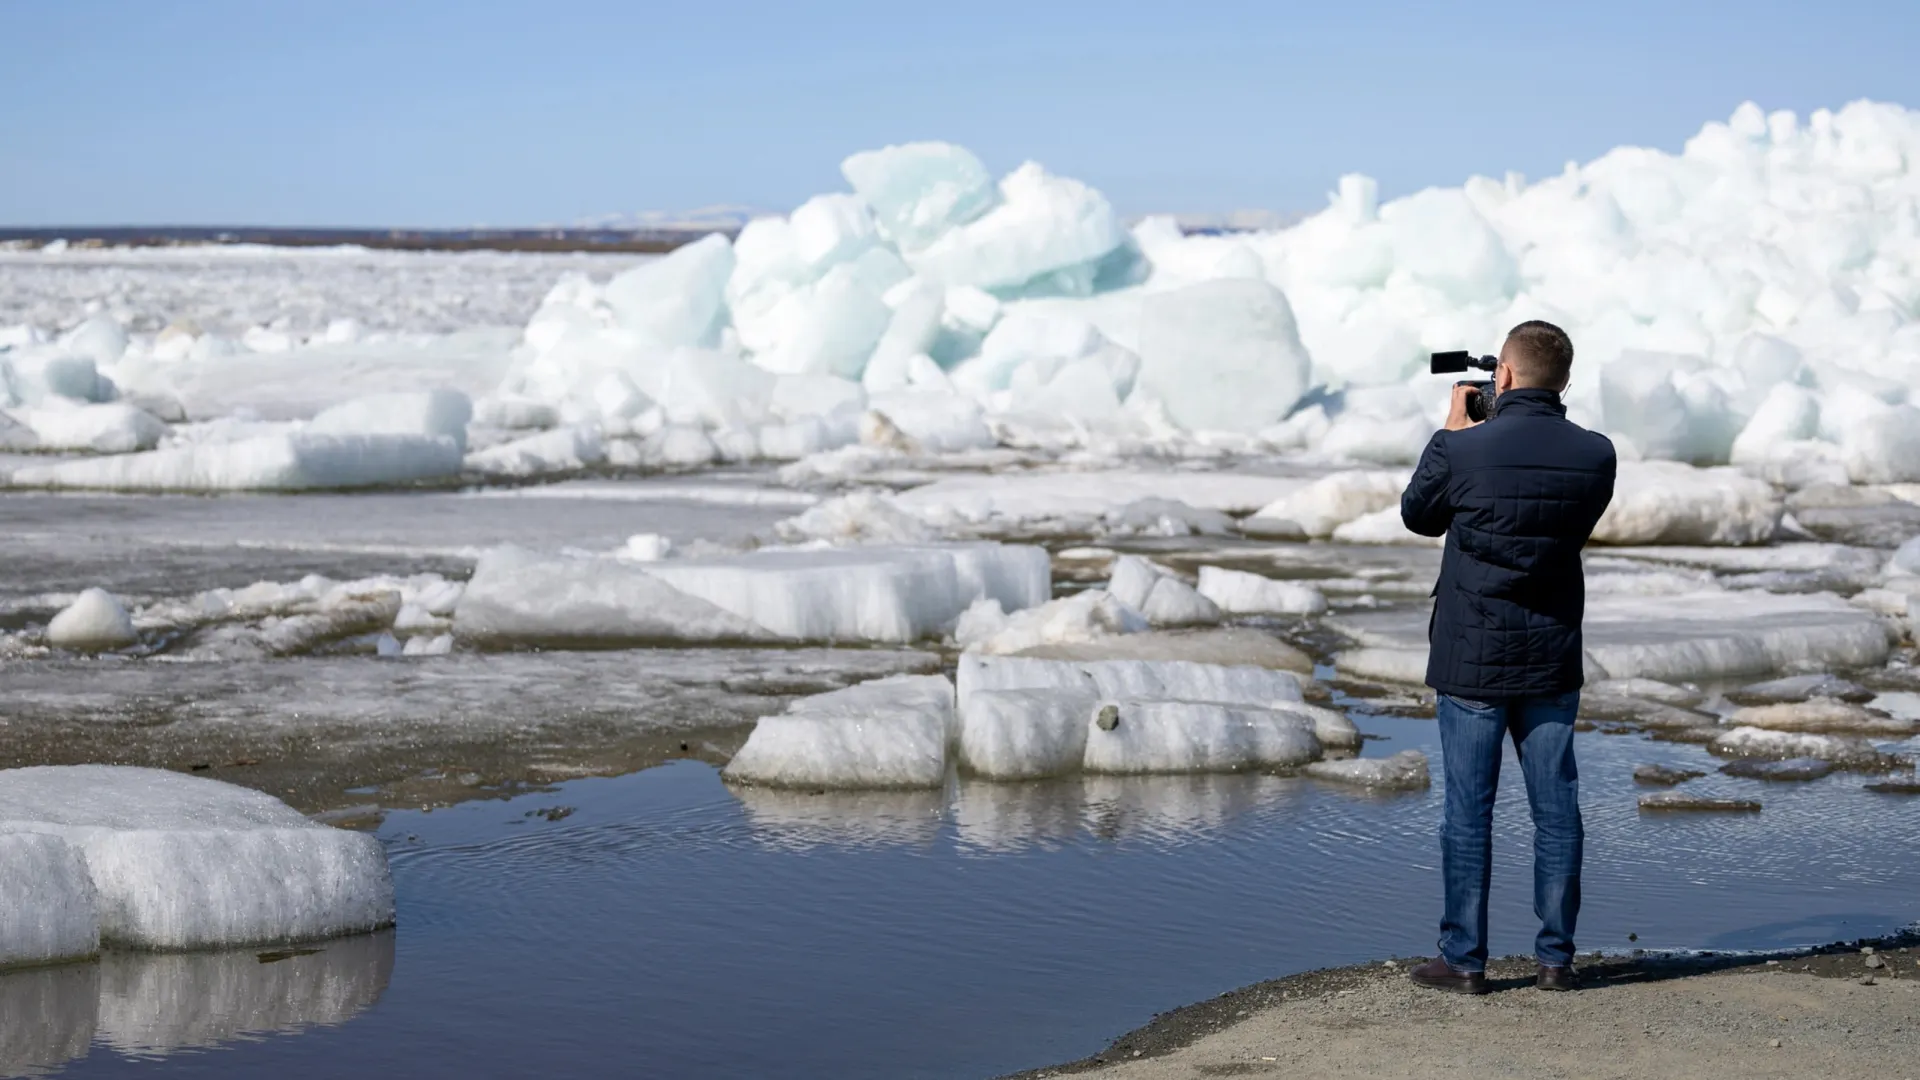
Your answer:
[2,0,1915,227]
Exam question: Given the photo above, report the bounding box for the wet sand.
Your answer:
[1010,935,1919,1079]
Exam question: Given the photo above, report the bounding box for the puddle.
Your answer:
[17,714,1918,1079]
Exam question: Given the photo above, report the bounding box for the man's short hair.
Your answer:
[1504,321,1574,388]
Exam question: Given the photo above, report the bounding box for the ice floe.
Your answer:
[457,542,1048,647]
[1304,750,1431,790]
[0,766,393,953]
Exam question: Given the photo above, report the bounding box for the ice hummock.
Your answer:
[0,766,394,951]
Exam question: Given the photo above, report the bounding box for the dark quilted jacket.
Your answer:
[1401,387,1617,699]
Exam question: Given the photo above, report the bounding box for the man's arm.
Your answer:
[1401,430,1454,537]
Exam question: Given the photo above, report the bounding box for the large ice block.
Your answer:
[841,142,999,251]
[0,833,100,969]
[1592,462,1782,545]
[956,689,1097,780]
[647,543,1050,642]
[1135,279,1314,433]
[459,543,1048,646]
[601,234,734,348]
[0,766,393,950]
[307,388,473,452]
[723,674,955,788]
[957,654,1306,712]
[1082,701,1322,774]
[904,162,1126,293]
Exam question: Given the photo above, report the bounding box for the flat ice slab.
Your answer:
[6,432,462,492]
[956,654,1306,712]
[1332,590,1891,685]
[1082,701,1321,774]
[723,674,955,788]
[457,542,1049,646]
[888,469,1305,534]
[0,766,394,951]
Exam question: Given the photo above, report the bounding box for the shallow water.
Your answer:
[15,713,1917,1080]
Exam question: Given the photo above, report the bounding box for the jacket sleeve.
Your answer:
[1585,439,1618,532]
[1401,431,1454,537]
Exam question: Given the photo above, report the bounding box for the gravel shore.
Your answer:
[1009,934,1919,1080]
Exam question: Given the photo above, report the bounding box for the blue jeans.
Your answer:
[1435,691,1583,972]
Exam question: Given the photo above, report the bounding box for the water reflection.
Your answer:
[730,785,947,849]
[0,932,392,1077]
[731,771,1339,853]
[0,963,95,1078]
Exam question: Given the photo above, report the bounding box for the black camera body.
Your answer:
[1431,351,1498,422]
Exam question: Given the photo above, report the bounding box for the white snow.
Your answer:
[0,766,393,950]
[723,674,955,789]
[46,588,138,651]
[1196,567,1330,616]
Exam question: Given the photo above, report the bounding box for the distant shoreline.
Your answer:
[0,226,728,254]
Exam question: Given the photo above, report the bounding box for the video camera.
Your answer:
[1430,351,1498,422]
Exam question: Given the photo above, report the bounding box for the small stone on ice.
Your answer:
[1864,954,1885,969]
[1095,704,1120,731]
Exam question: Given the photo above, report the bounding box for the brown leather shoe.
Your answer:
[1536,964,1579,991]
[1409,957,1488,995]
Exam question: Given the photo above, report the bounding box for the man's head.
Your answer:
[1496,320,1574,393]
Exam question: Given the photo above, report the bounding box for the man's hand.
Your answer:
[1445,385,1484,432]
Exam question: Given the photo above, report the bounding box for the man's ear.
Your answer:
[1495,362,1516,394]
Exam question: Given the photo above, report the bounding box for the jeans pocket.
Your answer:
[1450,695,1499,712]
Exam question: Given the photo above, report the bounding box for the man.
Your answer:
[1399,320,1617,995]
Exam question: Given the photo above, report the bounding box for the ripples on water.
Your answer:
[14,716,1919,1080]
